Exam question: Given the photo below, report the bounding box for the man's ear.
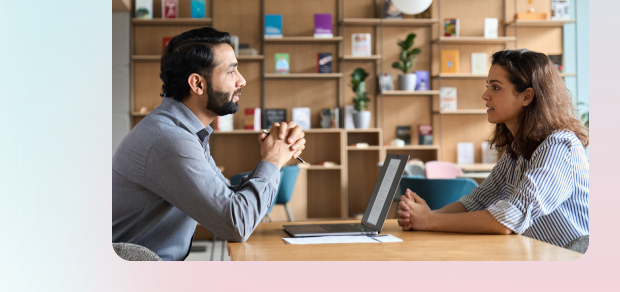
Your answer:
[188,73,206,95]
[522,88,535,107]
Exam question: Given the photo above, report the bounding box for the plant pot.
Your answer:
[398,73,417,91]
[352,111,371,129]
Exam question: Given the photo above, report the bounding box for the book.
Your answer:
[440,87,457,111]
[317,53,332,73]
[444,18,459,37]
[163,37,172,53]
[378,73,394,91]
[191,0,206,18]
[551,0,570,20]
[383,0,403,19]
[352,33,371,57]
[548,54,563,72]
[264,109,287,129]
[414,70,429,91]
[162,0,178,18]
[344,105,355,129]
[457,142,475,164]
[293,107,311,130]
[418,125,433,145]
[441,50,459,73]
[396,126,412,145]
[275,53,290,74]
[216,114,233,132]
[135,0,153,19]
[231,35,239,56]
[244,108,261,130]
[319,108,339,129]
[239,48,258,55]
[265,14,283,38]
[314,14,333,38]
[471,53,488,75]
[484,18,498,39]
[481,142,499,164]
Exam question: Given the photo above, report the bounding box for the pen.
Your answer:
[262,129,307,165]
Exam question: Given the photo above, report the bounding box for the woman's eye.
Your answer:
[493,86,499,90]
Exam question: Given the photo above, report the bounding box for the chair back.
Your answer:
[275,165,300,204]
[425,161,463,179]
[113,242,162,261]
[397,177,478,210]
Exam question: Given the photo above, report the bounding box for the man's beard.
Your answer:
[206,79,240,116]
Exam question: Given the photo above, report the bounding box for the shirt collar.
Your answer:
[159,96,213,137]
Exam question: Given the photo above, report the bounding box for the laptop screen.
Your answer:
[362,154,409,230]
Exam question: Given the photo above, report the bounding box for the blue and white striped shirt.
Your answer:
[458,131,589,247]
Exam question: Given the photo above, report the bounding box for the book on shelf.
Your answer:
[418,125,433,145]
[414,70,429,91]
[135,0,153,19]
[439,87,457,111]
[548,54,563,72]
[481,142,499,164]
[231,35,239,56]
[440,50,459,73]
[352,33,371,57]
[244,108,261,130]
[216,114,233,132]
[314,14,333,38]
[444,18,459,37]
[275,53,290,74]
[293,107,311,130]
[264,109,287,129]
[191,0,206,18]
[317,53,332,73]
[471,53,488,75]
[383,0,403,19]
[344,105,355,129]
[378,73,394,92]
[396,126,412,145]
[238,43,258,56]
[162,0,178,18]
[320,108,339,129]
[265,14,283,38]
[457,142,475,165]
[551,0,570,20]
[484,18,498,39]
[163,36,172,53]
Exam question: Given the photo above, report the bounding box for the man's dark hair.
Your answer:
[160,27,232,101]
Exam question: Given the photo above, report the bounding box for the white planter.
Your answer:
[398,73,417,91]
[352,111,371,129]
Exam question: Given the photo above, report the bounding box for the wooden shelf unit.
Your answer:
[341,55,382,61]
[131,18,213,25]
[505,19,576,27]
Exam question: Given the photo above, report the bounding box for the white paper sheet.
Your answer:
[282,234,403,245]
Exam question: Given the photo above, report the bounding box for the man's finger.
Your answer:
[287,125,304,144]
[290,138,306,152]
[278,122,288,140]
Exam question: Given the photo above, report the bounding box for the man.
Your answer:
[112,27,306,261]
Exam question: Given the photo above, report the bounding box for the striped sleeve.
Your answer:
[458,151,511,212]
[487,137,574,234]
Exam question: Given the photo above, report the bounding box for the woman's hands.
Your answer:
[397,189,433,231]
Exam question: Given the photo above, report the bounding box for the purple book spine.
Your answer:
[314,14,332,36]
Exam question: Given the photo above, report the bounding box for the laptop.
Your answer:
[283,154,410,237]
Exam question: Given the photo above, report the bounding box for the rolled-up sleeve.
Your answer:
[486,141,574,234]
[144,131,279,242]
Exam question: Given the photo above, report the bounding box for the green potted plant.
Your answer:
[351,68,371,129]
[392,33,421,91]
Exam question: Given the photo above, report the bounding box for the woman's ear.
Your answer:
[522,88,535,106]
[188,73,205,95]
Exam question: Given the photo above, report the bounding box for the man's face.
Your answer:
[206,44,246,116]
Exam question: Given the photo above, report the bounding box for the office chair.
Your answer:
[113,242,162,261]
[396,177,478,210]
[564,235,589,254]
[425,161,463,179]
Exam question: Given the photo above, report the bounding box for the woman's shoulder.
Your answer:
[534,131,583,156]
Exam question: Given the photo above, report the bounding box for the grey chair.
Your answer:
[113,242,162,261]
[564,235,589,254]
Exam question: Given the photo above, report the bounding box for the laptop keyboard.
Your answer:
[319,223,370,233]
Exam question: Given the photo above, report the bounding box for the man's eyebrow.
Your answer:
[226,62,238,70]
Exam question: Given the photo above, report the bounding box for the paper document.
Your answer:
[283,234,402,245]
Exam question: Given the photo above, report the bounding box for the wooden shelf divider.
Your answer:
[340,18,438,26]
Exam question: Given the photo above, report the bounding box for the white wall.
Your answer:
[112,11,131,154]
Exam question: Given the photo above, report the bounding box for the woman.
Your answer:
[397,49,589,247]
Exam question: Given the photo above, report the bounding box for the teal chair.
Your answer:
[397,176,479,210]
[230,165,300,222]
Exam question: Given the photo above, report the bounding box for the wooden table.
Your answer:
[227,220,581,261]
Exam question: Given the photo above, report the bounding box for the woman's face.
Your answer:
[482,64,532,132]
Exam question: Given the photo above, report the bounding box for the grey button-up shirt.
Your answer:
[113,97,279,261]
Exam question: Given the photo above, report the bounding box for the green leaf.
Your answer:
[407,48,421,57]
[404,33,416,48]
